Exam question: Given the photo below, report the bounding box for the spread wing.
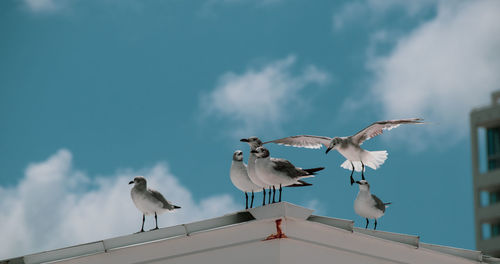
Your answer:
[271,158,308,178]
[371,194,386,213]
[149,189,177,210]
[351,118,424,145]
[264,135,332,149]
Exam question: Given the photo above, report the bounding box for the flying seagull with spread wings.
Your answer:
[264,118,424,185]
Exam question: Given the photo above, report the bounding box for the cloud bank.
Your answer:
[201,55,329,136]
[365,0,500,146]
[0,149,239,259]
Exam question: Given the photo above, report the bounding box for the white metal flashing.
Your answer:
[353,227,420,248]
[306,215,353,232]
[247,202,314,220]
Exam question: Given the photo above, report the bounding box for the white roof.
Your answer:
[2,202,499,264]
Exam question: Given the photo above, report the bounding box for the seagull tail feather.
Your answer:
[341,150,388,171]
[303,167,325,175]
[287,180,313,187]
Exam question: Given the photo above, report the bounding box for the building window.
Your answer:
[482,222,500,240]
[487,127,500,170]
[491,190,500,204]
[493,223,500,237]
[480,190,500,207]
[483,223,491,239]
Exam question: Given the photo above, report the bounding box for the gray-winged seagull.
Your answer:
[241,136,312,205]
[252,146,323,203]
[265,118,424,185]
[230,150,262,209]
[129,176,181,232]
[354,180,391,230]
[240,137,271,205]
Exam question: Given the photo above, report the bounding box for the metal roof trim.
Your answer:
[23,241,105,264]
[353,228,420,248]
[307,215,354,232]
[420,242,483,262]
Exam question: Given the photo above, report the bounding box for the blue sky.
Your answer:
[1,0,500,259]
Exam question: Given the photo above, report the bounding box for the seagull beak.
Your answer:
[129,181,134,185]
[325,147,332,154]
[240,138,249,142]
[355,181,361,185]
[250,150,258,153]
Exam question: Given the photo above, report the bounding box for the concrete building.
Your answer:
[1,202,499,264]
[470,91,500,257]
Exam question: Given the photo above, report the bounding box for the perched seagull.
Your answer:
[241,136,311,205]
[240,137,273,205]
[354,180,390,230]
[129,176,181,232]
[252,146,323,203]
[230,150,262,209]
[265,118,424,185]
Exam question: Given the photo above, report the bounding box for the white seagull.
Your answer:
[252,146,323,203]
[265,118,424,185]
[240,137,271,205]
[129,176,181,232]
[230,150,262,209]
[241,136,312,205]
[354,180,390,230]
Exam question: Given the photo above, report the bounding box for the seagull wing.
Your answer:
[350,118,424,145]
[264,135,332,149]
[271,158,309,179]
[149,189,177,210]
[371,194,386,213]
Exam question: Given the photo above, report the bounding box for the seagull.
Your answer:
[230,150,262,209]
[129,176,181,232]
[240,137,274,205]
[354,180,391,230]
[240,136,311,205]
[265,118,424,185]
[252,146,323,203]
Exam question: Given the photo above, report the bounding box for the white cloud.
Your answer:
[0,149,239,260]
[24,0,60,12]
[333,0,436,31]
[201,55,329,136]
[364,0,500,146]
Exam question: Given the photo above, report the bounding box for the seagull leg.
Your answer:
[272,186,276,203]
[250,191,254,208]
[268,188,271,204]
[245,192,248,210]
[374,219,377,230]
[361,162,365,180]
[350,162,355,185]
[279,184,282,202]
[263,188,266,206]
[152,212,159,230]
[365,218,369,229]
[139,214,145,233]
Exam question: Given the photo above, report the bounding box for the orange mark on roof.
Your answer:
[264,219,288,240]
